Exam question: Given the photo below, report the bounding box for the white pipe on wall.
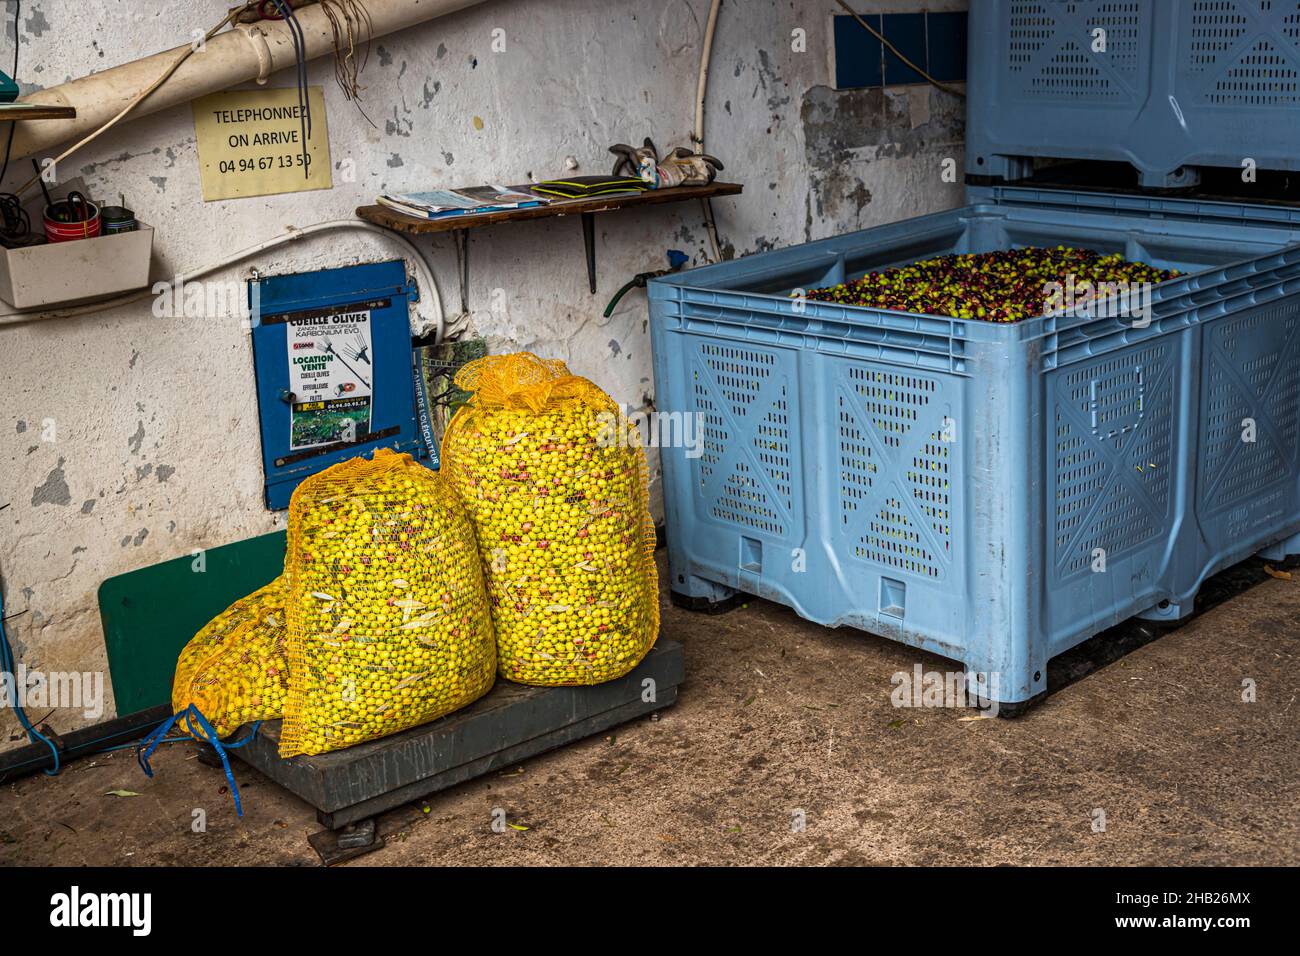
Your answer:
[694,0,723,261]
[692,0,721,150]
[8,0,492,161]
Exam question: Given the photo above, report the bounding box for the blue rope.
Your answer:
[0,585,61,775]
[137,706,261,817]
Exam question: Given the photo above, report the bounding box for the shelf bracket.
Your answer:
[453,228,470,314]
[581,212,596,294]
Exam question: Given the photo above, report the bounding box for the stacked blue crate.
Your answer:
[966,1,1300,187]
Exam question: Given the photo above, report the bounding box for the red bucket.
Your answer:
[44,197,101,243]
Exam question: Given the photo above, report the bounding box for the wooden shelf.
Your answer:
[356,181,742,234]
[357,182,743,296]
[0,104,77,121]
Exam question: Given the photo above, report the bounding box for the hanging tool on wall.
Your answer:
[603,249,690,317]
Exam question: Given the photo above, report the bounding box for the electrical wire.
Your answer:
[244,0,373,124]
[267,1,309,176]
[97,735,188,753]
[285,3,311,140]
[269,0,313,178]
[834,0,966,99]
[319,0,376,126]
[0,193,29,244]
[11,6,242,199]
[245,1,312,170]
[0,718,167,779]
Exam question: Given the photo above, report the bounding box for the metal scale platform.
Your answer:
[233,639,684,860]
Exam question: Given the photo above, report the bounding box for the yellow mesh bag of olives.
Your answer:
[441,352,659,686]
[280,447,497,757]
[171,577,290,740]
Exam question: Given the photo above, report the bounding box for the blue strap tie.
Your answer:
[137,706,261,817]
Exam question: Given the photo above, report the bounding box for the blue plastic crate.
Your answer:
[648,187,1300,705]
[967,1,1300,186]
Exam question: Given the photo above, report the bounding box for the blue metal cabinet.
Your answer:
[249,259,427,510]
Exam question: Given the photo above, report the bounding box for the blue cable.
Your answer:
[96,735,189,753]
[1,566,257,789]
[0,579,61,775]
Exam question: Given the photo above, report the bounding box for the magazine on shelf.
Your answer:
[376,184,548,219]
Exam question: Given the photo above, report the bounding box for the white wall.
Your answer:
[1,0,966,743]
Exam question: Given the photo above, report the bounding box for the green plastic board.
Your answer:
[98,530,286,714]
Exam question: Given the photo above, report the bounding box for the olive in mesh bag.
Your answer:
[280,447,497,757]
[441,352,659,687]
[171,575,291,740]
[137,577,289,817]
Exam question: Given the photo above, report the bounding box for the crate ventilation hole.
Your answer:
[691,343,793,536]
[1054,344,1174,575]
[1201,304,1300,514]
[1007,0,1143,101]
[837,365,950,580]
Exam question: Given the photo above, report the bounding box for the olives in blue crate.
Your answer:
[797,247,1179,322]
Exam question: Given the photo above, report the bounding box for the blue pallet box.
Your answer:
[648,187,1300,705]
[966,1,1300,187]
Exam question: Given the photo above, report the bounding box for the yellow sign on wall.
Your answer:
[192,87,332,201]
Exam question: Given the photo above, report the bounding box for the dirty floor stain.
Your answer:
[1,557,1295,867]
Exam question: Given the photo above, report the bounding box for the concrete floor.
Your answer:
[2,563,1297,866]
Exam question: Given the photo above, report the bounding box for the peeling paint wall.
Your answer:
[1,0,966,744]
